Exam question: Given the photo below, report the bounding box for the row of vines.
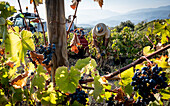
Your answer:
[0,1,170,106]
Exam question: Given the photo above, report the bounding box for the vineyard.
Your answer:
[0,0,170,106]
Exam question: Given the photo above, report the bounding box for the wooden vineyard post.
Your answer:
[45,0,68,86]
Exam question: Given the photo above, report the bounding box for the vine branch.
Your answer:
[79,44,170,83]
[66,0,80,36]
[32,0,47,45]
[104,44,170,79]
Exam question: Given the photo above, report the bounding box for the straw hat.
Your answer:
[93,23,107,36]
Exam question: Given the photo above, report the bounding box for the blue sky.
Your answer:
[3,0,170,24]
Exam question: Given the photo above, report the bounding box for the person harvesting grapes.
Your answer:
[92,23,111,67]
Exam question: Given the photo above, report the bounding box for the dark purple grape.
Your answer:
[133,86,138,91]
[141,70,147,75]
[161,72,166,77]
[141,67,148,71]
[131,81,137,86]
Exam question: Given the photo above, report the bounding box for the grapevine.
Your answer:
[0,1,169,106]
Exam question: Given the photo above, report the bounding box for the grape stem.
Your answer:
[140,56,153,66]
[66,0,80,36]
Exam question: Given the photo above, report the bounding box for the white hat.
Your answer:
[93,23,107,36]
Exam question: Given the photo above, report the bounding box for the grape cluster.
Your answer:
[37,44,56,65]
[69,88,88,105]
[106,94,115,106]
[131,64,168,105]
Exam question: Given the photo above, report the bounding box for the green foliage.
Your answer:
[55,66,81,93]
[0,1,16,19]
[30,65,47,93]
[93,76,103,100]
[0,1,16,44]
[75,57,91,70]
[5,27,35,64]
[0,1,169,105]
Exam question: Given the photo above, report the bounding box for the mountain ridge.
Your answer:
[77,5,170,28]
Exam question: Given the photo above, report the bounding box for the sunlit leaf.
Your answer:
[143,46,155,56]
[55,66,81,93]
[119,67,134,86]
[75,57,91,70]
[5,28,35,63]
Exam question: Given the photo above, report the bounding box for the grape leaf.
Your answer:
[143,46,155,56]
[119,67,134,86]
[123,83,133,96]
[72,101,84,106]
[75,57,91,70]
[93,76,103,100]
[55,66,81,93]
[161,30,169,44]
[30,73,46,93]
[13,88,23,102]
[90,58,97,68]
[5,28,35,63]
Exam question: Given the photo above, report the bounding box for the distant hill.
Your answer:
[78,5,170,27]
[75,9,119,28]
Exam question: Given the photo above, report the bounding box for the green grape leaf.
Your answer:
[49,93,57,105]
[93,76,103,100]
[71,101,84,106]
[165,19,170,24]
[13,88,23,102]
[123,83,133,96]
[75,57,91,70]
[55,66,81,93]
[0,2,16,19]
[30,74,46,93]
[143,46,155,56]
[36,65,47,74]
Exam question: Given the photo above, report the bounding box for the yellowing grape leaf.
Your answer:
[94,0,103,8]
[11,71,29,89]
[5,28,35,64]
[155,55,170,68]
[143,46,155,56]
